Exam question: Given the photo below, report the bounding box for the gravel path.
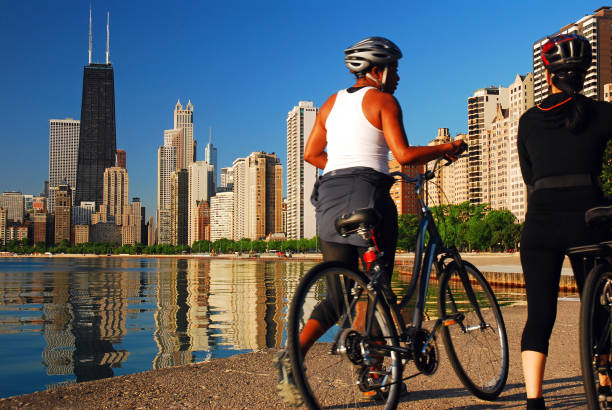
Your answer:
[0,300,587,409]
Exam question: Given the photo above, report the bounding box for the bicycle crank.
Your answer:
[413,329,438,375]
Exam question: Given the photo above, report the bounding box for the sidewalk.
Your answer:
[0,301,587,409]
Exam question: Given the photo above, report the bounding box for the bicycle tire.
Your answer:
[437,261,509,400]
[580,264,612,410]
[287,261,402,409]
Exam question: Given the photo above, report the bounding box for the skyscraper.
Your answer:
[286,101,319,239]
[102,166,129,223]
[54,182,72,244]
[115,150,126,168]
[173,100,195,169]
[533,7,612,104]
[466,87,509,204]
[170,169,189,245]
[48,118,80,213]
[188,161,214,245]
[210,192,233,241]
[75,12,117,207]
[232,152,283,240]
[0,192,25,224]
[205,129,218,190]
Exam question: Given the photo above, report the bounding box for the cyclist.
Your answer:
[517,33,612,409]
[274,36,464,405]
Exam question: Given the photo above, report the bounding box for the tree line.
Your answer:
[1,202,523,255]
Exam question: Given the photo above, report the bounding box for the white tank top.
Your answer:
[323,87,389,175]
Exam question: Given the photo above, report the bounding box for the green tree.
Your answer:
[601,139,612,197]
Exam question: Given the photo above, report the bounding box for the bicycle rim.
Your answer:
[287,262,402,409]
[438,262,509,400]
[580,266,612,410]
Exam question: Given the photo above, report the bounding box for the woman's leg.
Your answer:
[520,246,564,401]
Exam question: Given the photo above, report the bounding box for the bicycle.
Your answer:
[571,206,612,409]
[285,155,510,409]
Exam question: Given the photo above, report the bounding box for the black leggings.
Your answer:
[520,208,608,355]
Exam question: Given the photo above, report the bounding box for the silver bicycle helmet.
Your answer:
[344,37,402,74]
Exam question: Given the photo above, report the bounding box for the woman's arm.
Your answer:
[304,94,337,169]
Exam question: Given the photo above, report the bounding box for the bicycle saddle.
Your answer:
[335,208,381,237]
[585,205,612,229]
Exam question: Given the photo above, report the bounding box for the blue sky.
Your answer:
[0,1,606,214]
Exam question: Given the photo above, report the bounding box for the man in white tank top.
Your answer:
[275,37,464,406]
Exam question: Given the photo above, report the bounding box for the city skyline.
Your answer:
[0,1,608,214]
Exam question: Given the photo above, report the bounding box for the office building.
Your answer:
[48,118,80,213]
[32,196,47,212]
[121,200,142,245]
[157,145,177,212]
[172,100,195,169]
[23,195,33,213]
[205,131,218,190]
[193,200,210,242]
[72,201,96,226]
[221,167,233,190]
[116,149,126,168]
[188,161,214,245]
[170,169,189,246]
[75,15,117,207]
[73,225,90,244]
[32,211,48,245]
[157,209,172,245]
[210,192,233,241]
[54,183,72,244]
[533,7,612,103]
[0,192,25,223]
[147,216,156,246]
[286,101,319,239]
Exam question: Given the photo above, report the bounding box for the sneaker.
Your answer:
[273,349,304,407]
[599,385,612,403]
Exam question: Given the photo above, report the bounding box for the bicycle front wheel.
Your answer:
[437,261,509,400]
[287,261,402,409]
[580,264,612,410]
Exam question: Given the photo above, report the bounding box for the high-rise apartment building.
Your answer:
[173,100,195,169]
[466,87,509,204]
[157,145,177,212]
[533,7,612,104]
[48,118,80,213]
[482,106,510,209]
[121,200,142,245]
[0,192,25,224]
[102,167,129,224]
[605,83,612,102]
[286,101,319,239]
[170,169,189,245]
[147,216,156,246]
[193,200,210,242]
[210,192,233,241]
[425,128,454,207]
[0,208,7,246]
[157,209,172,245]
[232,157,247,240]
[54,183,72,244]
[188,161,214,245]
[221,167,234,190]
[32,211,48,245]
[388,154,424,215]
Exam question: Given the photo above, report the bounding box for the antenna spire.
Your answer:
[209,127,212,144]
[106,12,110,64]
[88,4,92,64]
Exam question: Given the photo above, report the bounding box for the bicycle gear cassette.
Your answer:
[337,328,364,365]
[413,329,438,375]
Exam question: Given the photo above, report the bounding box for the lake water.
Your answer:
[0,256,530,398]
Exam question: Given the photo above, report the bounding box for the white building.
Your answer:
[173,100,195,169]
[210,192,233,241]
[286,101,319,239]
[532,7,612,104]
[188,161,214,245]
[220,167,233,189]
[232,158,246,240]
[48,118,80,212]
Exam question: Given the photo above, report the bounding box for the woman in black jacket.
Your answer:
[518,33,612,409]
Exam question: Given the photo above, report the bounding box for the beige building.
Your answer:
[605,83,612,102]
[210,192,233,241]
[286,101,319,240]
[453,133,469,204]
[425,128,454,207]
[188,161,214,245]
[169,100,195,170]
[157,209,172,245]
[482,106,510,209]
[102,166,129,224]
[147,216,156,246]
[533,7,612,104]
[121,201,142,245]
[73,225,90,244]
[0,192,25,224]
[232,157,247,240]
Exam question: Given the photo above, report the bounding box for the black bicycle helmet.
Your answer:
[344,37,402,74]
[542,33,592,74]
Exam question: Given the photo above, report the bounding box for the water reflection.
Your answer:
[0,257,530,398]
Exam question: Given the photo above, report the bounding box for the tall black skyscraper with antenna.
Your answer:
[75,9,116,207]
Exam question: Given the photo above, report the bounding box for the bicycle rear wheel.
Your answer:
[580,264,612,410]
[437,261,509,400]
[287,261,402,409]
